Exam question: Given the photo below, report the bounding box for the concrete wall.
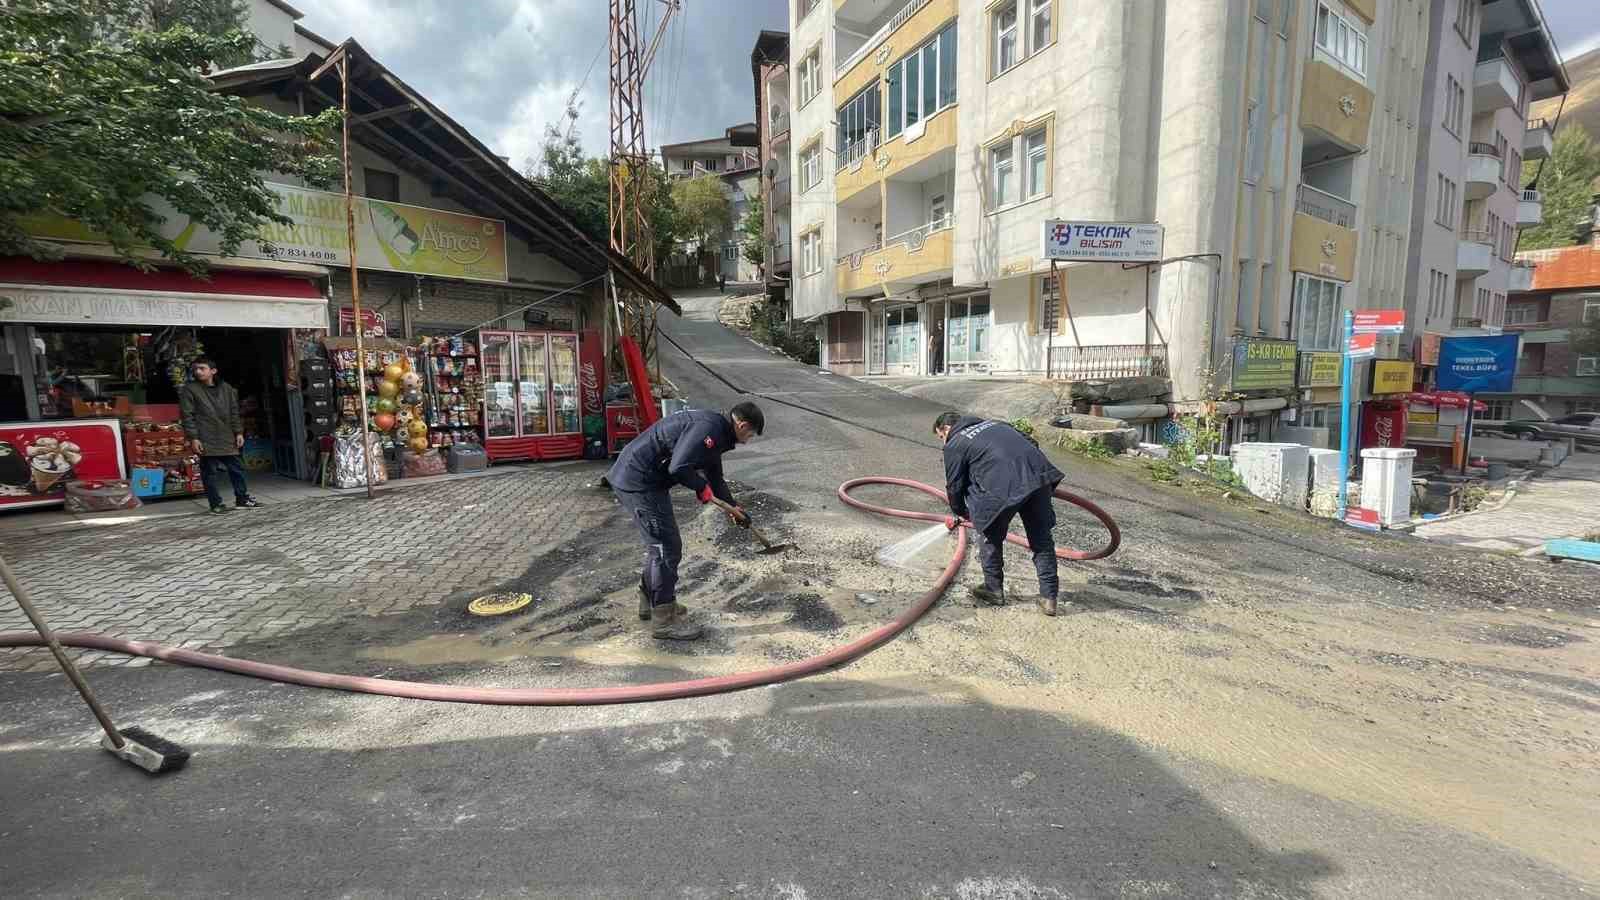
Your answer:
[789,0,838,321]
[245,0,298,55]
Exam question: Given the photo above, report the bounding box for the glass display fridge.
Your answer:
[478,330,586,462]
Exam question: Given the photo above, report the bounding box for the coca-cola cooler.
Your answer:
[606,402,642,455]
[480,329,598,463]
[1359,400,1408,452]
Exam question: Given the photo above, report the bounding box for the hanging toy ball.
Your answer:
[401,372,422,390]
[377,379,400,399]
[374,412,397,432]
[407,419,428,438]
[374,397,397,414]
[400,390,423,407]
[383,363,405,382]
[407,435,429,452]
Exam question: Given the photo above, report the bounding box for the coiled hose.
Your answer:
[0,479,1118,706]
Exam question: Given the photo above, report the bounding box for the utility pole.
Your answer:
[608,0,679,379]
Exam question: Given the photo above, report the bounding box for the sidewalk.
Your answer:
[868,376,1064,422]
[1412,451,1600,553]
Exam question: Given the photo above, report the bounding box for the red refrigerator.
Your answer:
[480,330,585,462]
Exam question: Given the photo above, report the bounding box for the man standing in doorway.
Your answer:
[180,357,261,515]
[607,401,764,640]
[934,411,1064,615]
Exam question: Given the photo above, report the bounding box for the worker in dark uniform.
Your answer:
[934,411,1065,616]
[607,401,765,640]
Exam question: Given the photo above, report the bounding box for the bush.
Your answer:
[749,303,819,365]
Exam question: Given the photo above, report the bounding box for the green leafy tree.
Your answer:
[1520,126,1600,251]
[670,174,732,254]
[0,2,340,274]
[740,195,765,268]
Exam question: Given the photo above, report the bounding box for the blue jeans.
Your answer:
[200,455,250,507]
[613,488,682,608]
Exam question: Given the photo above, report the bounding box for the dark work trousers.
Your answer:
[613,487,682,608]
[200,455,250,508]
[976,485,1059,600]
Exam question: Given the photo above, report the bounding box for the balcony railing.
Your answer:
[1049,344,1170,381]
[835,0,930,76]
[1527,117,1549,131]
[883,219,952,252]
[1453,317,1484,328]
[1462,229,1494,245]
[769,110,790,140]
[837,238,883,268]
[1468,141,1500,157]
[837,127,879,171]
[1296,183,1356,228]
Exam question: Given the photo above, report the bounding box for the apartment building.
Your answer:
[752,31,794,307]
[1488,241,1600,422]
[789,0,1442,443]
[660,130,763,284]
[1403,0,1564,343]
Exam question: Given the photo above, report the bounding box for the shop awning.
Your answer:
[1403,391,1488,412]
[0,258,326,329]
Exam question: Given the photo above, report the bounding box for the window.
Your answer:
[1504,302,1540,325]
[1023,127,1048,199]
[1435,175,1457,228]
[1293,274,1345,350]
[799,143,821,191]
[798,49,820,106]
[885,24,956,139]
[990,142,1015,209]
[1577,356,1599,376]
[1482,400,1512,421]
[992,0,1050,77]
[1428,269,1450,319]
[724,245,739,262]
[364,168,400,202]
[1475,287,1489,317]
[1038,273,1060,332]
[1443,75,1464,137]
[800,230,821,276]
[1585,299,1600,323]
[1315,3,1367,78]
[836,83,881,166]
[1510,150,1522,187]
[929,194,949,229]
[797,0,819,21]
[1454,0,1477,45]
[1244,102,1264,183]
[1501,222,1513,261]
[1495,131,1508,181]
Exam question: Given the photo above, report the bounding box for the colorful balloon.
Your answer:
[374,412,396,431]
[383,364,404,382]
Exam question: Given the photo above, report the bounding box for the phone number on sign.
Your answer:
[269,247,342,263]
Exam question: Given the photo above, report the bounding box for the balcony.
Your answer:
[1290,196,1358,282]
[1457,230,1494,278]
[1517,189,1543,227]
[836,106,957,204]
[836,223,953,295]
[1452,317,1484,329]
[1296,183,1357,228]
[836,126,879,173]
[1524,118,1553,160]
[1465,144,1501,201]
[768,110,790,146]
[1473,57,1520,111]
[1510,260,1536,291]
[769,240,792,270]
[1299,59,1374,161]
[834,0,951,91]
[1048,345,1169,381]
[770,177,792,210]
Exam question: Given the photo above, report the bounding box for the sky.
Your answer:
[1544,0,1600,62]
[297,0,788,174]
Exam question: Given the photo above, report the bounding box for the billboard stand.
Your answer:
[1337,311,1354,519]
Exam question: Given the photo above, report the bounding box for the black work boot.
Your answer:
[1036,594,1059,617]
[637,580,686,621]
[651,604,703,641]
[970,584,1006,607]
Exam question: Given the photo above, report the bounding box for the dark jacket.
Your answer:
[607,410,738,504]
[943,416,1063,532]
[179,380,243,457]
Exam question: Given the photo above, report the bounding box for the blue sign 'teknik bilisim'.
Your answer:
[1436,334,1519,393]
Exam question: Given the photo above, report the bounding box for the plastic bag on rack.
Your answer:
[333,430,389,489]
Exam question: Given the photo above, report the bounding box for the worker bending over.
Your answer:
[934,411,1064,616]
[607,401,765,640]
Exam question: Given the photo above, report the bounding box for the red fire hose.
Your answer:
[0,478,1117,706]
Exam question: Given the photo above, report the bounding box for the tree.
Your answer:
[0,2,340,275]
[740,195,765,269]
[670,175,732,254]
[1519,126,1600,251]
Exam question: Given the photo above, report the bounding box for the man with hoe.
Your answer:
[608,401,765,640]
[934,411,1064,615]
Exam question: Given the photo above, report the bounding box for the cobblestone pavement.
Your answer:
[0,468,607,672]
[1414,452,1600,552]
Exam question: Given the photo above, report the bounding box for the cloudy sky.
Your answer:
[298,0,1599,174]
[298,0,787,173]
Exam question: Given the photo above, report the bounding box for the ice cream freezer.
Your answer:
[0,418,128,511]
[479,330,587,463]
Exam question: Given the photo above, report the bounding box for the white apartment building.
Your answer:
[790,0,1442,442]
[1402,0,1565,344]
[660,132,763,284]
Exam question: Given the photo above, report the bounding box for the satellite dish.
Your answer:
[764,159,779,179]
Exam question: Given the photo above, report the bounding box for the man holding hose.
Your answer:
[933,411,1064,616]
[607,401,765,640]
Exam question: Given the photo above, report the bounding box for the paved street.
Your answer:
[1414,451,1600,553]
[2,289,1598,898]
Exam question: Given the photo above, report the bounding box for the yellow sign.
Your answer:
[1299,352,1342,388]
[1371,360,1415,394]
[21,184,510,283]
[1408,409,1438,425]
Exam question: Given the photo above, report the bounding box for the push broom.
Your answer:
[0,551,189,774]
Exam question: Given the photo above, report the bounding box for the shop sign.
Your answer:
[1352,310,1405,334]
[1408,409,1439,425]
[338,307,387,338]
[0,419,127,510]
[1299,351,1342,388]
[1040,220,1163,263]
[1344,507,1381,531]
[1370,360,1415,394]
[1437,334,1519,393]
[22,183,510,284]
[579,329,606,420]
[0,285,327,329]
[1231,339,1297,391]
[1417,332,1443,366]
[1346,333,1377,359]
[1360,401,1407,449]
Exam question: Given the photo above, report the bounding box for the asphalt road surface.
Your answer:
[1,290,1594,899]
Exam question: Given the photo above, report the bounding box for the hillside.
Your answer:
[1532,46,1600,142]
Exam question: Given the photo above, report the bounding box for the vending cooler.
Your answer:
[479,330,587,462]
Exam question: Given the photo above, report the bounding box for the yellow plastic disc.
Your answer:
[466,592,534,616]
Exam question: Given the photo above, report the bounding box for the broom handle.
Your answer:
[0,552,125,748]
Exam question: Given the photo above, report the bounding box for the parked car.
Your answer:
[1500,413,1600,446]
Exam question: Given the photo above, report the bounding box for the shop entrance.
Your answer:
[871,304,921,376]
[944,294,991,374]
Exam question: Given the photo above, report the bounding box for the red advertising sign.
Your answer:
[1346,333,1377,358]
[605,402,641,455]
[1360,401,1408,450]
[0,419,128,510]
[1344,507,1381,530]
[338,307,386,338]
[579,329,606,419]
[1352,310,1406,334]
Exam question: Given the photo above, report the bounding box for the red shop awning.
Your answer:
[0,257,327,329]
[1403,391,1488,412]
